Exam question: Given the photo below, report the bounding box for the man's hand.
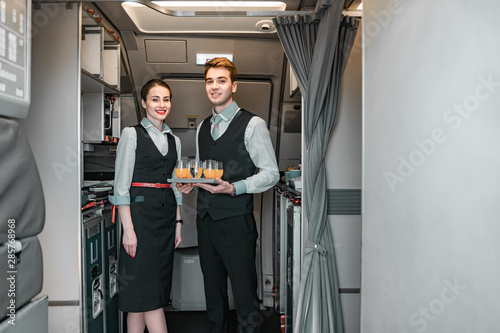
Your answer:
[196,178,233,195]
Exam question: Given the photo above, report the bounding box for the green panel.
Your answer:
[327,189,361,215]
[84,220,104,333]
[103,211,119,333]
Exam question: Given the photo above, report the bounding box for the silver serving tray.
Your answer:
[167,178,218,184]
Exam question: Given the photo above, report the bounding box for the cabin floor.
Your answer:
[125,307,283,333]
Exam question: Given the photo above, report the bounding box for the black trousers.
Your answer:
[197,213,262,333]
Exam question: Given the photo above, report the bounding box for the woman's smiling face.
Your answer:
[141,84,172,126]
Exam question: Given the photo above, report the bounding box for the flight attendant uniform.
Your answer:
[110,119,180,313]
[197,108,263,333]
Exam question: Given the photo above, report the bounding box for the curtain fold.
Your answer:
[273,6,359,333]
[273,15,317,94]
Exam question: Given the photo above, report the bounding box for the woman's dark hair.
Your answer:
[140,79,172,101]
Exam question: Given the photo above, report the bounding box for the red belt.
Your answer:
[131,182,171,188]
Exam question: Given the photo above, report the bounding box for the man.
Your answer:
[177,57,279,333]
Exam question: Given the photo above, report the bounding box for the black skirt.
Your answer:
[118,186,176,312]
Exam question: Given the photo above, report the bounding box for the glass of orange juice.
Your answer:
[175,160,189,178]
[203,160,217,179]
[215,161,224,179]
[188,159,202,179]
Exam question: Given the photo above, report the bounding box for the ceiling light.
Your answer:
[122,1,286,12]
[154,1,286,11]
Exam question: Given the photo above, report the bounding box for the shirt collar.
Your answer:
[141,117,172,134]
[211,101,239,123]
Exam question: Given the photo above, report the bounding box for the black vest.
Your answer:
[197,109,256,220]
[131,124,176,183]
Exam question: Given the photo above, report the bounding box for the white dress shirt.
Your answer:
[196,101,279,195]
[109,117,182,205]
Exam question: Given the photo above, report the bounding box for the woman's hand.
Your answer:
[176,183,195,194]
[117,205,137,258]
[122,228,138,258]
[174,223,182,249]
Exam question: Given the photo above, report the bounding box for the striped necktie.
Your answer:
[211,115,223,140]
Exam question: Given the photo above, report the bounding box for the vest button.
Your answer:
[206,205,210,209]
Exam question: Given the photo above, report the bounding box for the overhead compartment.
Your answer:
[145,39,187,63]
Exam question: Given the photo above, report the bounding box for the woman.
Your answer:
[109,79,183,333]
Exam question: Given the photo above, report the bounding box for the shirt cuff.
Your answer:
[108,195,130,205]
[232,181,247,196]
[175,195,183,206]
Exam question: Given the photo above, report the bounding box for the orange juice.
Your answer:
[175,168,191,179]
[215,169,223,178]
[204,169,216,179]
[175,168,183,178]
[196,167,202,178]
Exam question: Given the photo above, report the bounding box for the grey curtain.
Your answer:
[273,3,359,333]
